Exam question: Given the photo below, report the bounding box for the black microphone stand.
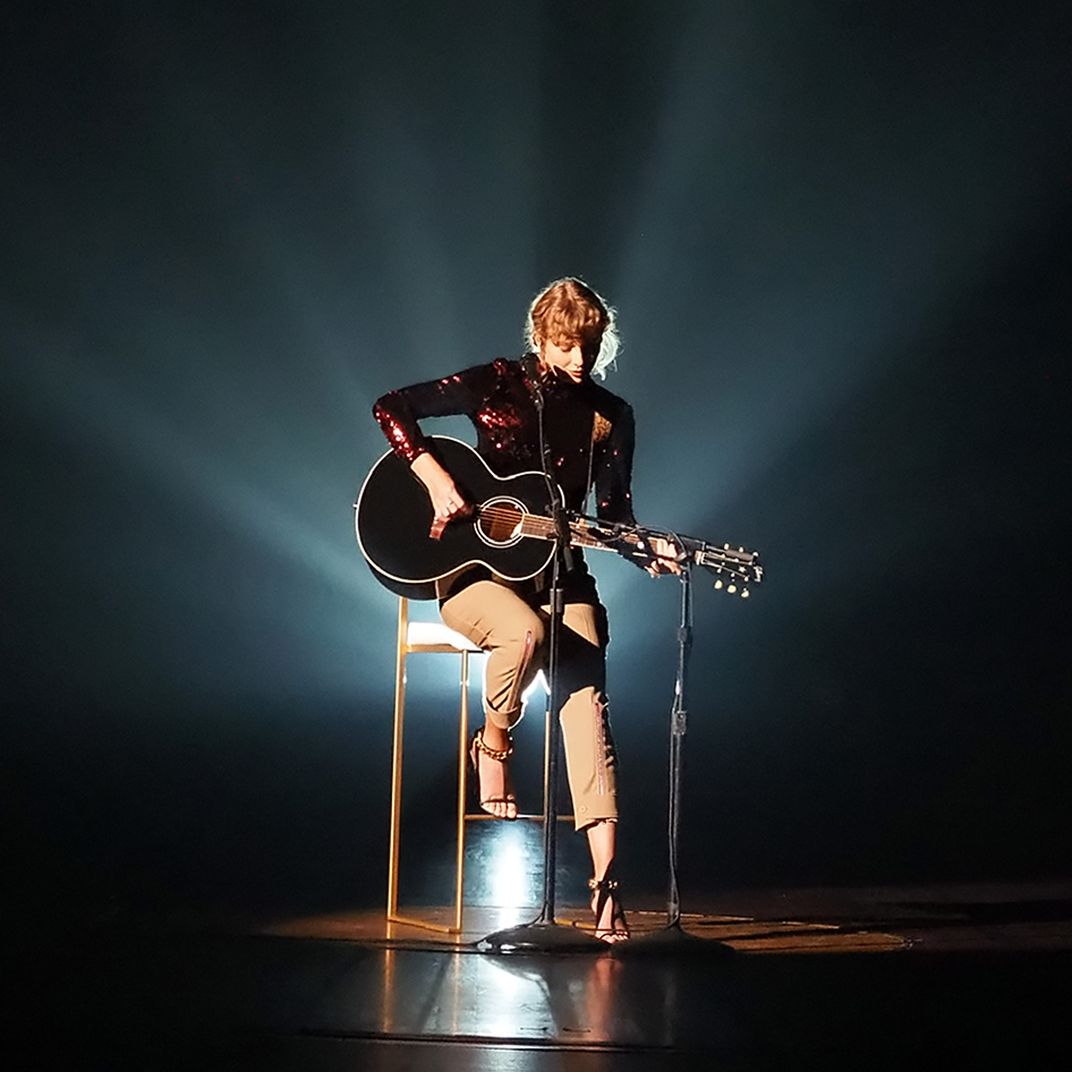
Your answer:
[623,552,732,956]
[480,363,603,952]
[668,561,693,928]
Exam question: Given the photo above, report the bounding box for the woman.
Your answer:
[372,277,678,942]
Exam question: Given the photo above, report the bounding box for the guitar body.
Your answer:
[355,436,558,600]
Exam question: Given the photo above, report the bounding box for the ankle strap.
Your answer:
[473,729,514,763]
[587,876,620,892]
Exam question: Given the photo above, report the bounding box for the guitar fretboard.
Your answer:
[480,504,758,581]
[477,504,633,552]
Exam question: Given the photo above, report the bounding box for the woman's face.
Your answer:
[538,336,598,383]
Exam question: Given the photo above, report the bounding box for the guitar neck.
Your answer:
[512,512,635,554]
[504,508,761,587]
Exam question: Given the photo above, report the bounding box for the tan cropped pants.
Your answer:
[440,579,618,831]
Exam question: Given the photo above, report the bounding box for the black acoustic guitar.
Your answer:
[355,436,762,601]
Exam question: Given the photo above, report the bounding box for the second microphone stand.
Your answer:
[623,545,733,955]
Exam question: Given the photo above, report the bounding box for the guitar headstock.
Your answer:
[564,513,763,598]
[695,544,763,599]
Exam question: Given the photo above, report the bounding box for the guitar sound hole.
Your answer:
[479,501,524,545]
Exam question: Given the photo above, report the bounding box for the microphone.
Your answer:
[523,353,544,410]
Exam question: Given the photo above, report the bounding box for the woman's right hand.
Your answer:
[411,452,471,538]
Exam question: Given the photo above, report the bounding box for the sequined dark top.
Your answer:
[373,356,637,524]
[373,357,638,602]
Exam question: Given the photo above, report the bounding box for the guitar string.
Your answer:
[472,505,744,556]
[464,505,750,577]
[472,505,736,552]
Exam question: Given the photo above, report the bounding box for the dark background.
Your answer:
[4,1,1070,923]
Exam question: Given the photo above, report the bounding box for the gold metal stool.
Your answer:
[386,596,569,934]
[386,596,483,934]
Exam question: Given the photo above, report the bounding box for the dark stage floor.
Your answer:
[23,879,1072,1068]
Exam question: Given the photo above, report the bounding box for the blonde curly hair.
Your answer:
[525,277,620,379]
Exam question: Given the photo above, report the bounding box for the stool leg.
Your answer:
[453,650,471,934]
[386,597,408,919]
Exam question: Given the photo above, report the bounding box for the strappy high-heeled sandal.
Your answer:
[469,728,518,820]
[588,870,630,943]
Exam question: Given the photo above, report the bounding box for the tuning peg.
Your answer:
[741,588,750,599]
[727,584,737,594]
[713,579,724,590]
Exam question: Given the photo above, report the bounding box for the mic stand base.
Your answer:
[620,919,734,957]
[477,918,606,954]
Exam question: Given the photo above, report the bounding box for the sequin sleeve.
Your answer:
[372,363,499,464]
[593,402,637,525]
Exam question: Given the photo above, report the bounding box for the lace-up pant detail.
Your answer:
[441,579,618,830]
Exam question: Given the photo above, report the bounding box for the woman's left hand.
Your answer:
[644,536,683,577]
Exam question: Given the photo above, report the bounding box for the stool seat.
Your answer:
[406,620,482,653]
